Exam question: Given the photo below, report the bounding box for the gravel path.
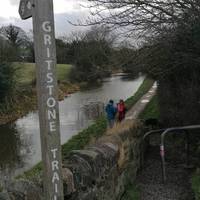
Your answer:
[136,145,195,200]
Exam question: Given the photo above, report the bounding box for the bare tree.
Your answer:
[83,0,200,37]
[67,26,116,82]
[0,25,28,48]
[0,25,31,61]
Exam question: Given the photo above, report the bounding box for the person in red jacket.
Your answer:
[117,99,126,122]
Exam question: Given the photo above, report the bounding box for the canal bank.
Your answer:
[0,77,155,199]
[0,63,77,126]
[0,74,151,187]
[0,82,79,126]
[19,77,154,182]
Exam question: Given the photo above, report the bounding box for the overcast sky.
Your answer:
[0,0,89,37]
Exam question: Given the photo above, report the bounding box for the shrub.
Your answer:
[192,169,200,200]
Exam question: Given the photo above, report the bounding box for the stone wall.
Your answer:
[0,119,144,200]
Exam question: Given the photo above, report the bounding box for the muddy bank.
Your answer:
[0,82,79,125]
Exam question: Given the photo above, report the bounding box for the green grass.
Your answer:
[14,62,35,85]
[139,95,160,120]
[121,184,140,200]
[192,169,200,200]
[19,162,43,183]
[125,78,154,110]
[62,117,107,158]
[13,62,72,85]
[56,64,72,82]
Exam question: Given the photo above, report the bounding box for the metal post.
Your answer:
[142,129,166,169]
[19,0,64,199]
[160,143,166,183]
[185,131,190,167]
[143,125,200,183]
[160,130,168,183]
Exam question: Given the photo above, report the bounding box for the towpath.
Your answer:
[126,82,157,120]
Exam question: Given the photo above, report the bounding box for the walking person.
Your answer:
[117,99,126,122]
[105,99,117,128]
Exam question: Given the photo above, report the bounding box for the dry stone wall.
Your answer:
[0,119,144,200]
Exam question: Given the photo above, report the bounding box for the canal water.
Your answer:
[0,74,144,185]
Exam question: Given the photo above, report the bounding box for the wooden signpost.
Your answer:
[19,0,64,199]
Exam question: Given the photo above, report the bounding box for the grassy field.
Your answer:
[13,62,72,85]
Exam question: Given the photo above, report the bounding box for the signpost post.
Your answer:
[19,0,64,199]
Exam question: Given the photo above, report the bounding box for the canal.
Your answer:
[0,74,144,185]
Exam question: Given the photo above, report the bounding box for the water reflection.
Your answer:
[0,74,144,181]
[0,124,24,187]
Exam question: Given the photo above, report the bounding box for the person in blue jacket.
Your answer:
[105,99,117,128]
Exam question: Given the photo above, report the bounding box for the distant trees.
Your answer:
[56,38,69,64]
[0,37,16,102]
[25,40,35,63]
[112,43,140,75]
[0,23,118,89]
[0,25,29,102]
[0,25,29,61]
[0,25,27,48]
[0,36,13,62]
[68,26,115,83]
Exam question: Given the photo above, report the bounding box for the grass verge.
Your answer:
[62,117,107,159]
[139,95,159,120]
[125,78,154,110]
[192,169,200,200]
